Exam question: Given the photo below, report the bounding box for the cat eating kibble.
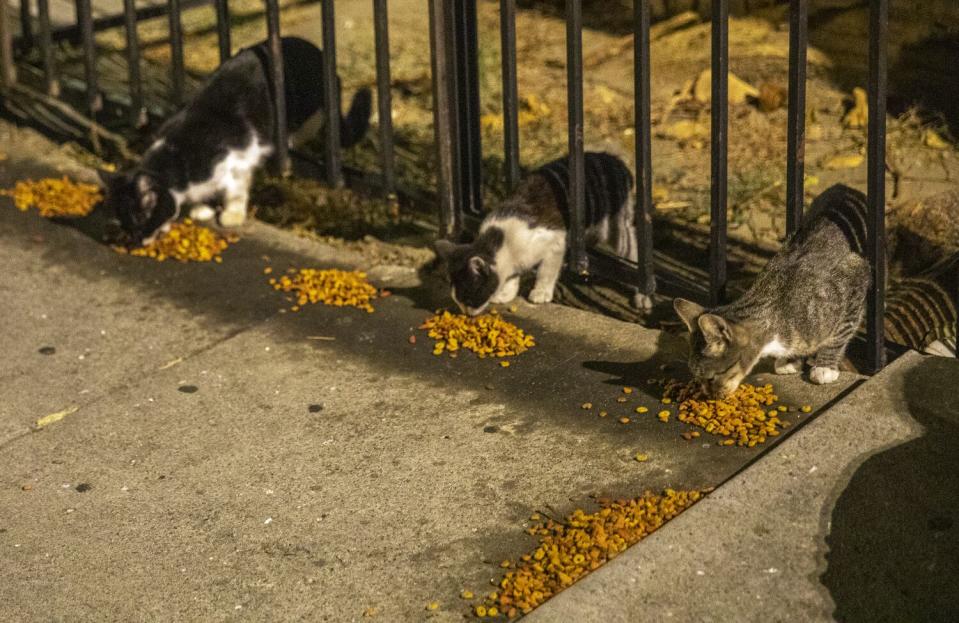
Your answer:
[104,36,371,247]
[674,184,873,396]
[435,152,638,316]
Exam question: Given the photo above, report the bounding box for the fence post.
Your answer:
[320,0,342,187]
[866,0,888,372]
[373,0,396,201]
[634,0,656,300]
[265,0,289,176]
[75,0,99,118]
[122,0,145,127]
[500,0,520,191]
[709,0,729,306]
[214,0,231,63]
[452,0,483,219]
[428,0,459,238]
[0,0,15,87]
[168,0,185,105]
[785,0,808,235]
[566,0,588,275]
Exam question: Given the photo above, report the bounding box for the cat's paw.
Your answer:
[809,366,840,385]
[490,290,517,304]
[528,287,554,304]
[774,358,802,375]
[218,210,247,228]
[189,204,217,222]
[632,292,654,312]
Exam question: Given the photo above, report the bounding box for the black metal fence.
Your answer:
[0,0,943,370]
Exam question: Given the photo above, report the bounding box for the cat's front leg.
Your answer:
[529,239,565,304]
[490,275,520,304]
[219,193,248,228]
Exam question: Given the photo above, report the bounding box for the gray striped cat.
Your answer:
[674,184,872,396]
[435,152,637,316]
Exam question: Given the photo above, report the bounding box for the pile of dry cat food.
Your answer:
[420,310,535,358]
[116,219,234,262]
[661,379,786,447]
[1,177,102,217]
[270,268,377,312]
[470,490,702,618]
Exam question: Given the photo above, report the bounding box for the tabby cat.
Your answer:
[105,36,370,246]
[435,151,637,316]
[674,184,872,395]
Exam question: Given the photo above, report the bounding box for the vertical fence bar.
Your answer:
[18,0,31,49]
[566,0,587,274]
[265,0,288,175]
[168,0,185,105]
[634,0,655,296]
[709,0,728,306]
[122,0,145,126]
[0,0,14,87]
[500,0,520,191]
[214,0,231,62]
[452,0,482,217]
[76,0,99,117]
[320,0,342,186]
[428,0,458,237]
[785,0,808,235]
[866,0,888,372]
[373,0,396,200]
[37,0,56,95]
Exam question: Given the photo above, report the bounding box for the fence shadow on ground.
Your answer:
[821,355,959,622]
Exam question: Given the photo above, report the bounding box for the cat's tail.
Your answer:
[340,87,372,148]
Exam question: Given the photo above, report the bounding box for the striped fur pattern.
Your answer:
[674,184,872,395]
[886,253,958,357]
[435,152,636,315]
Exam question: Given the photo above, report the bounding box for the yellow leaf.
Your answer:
[692,69,759,105]
[822,153,864,170]
[842,87,868,129]
[923,129,951,150]
[36,406,79,429]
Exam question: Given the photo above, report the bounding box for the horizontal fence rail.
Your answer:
[0,0,921,367]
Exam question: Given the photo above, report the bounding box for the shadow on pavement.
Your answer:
[821,356,959,622]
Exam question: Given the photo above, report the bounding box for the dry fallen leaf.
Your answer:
[842,87,868,129]
[822,153,864,170]
[923,129,951,150]
[692,69,759,105]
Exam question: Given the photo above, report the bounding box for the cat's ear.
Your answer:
[135,174,158,213]
[698,314,731,346]
[673,298,706,334]
[468,255,490,277]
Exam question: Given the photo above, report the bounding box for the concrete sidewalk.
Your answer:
[1,123,955,622]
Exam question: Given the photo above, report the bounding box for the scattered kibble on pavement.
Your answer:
[661,379,786,447]
[420,310,535,358]
[469,490,702,617]
[634,453,649,462]
[117,219,234,262]
[1,177,102,217]
[271,268,377,312]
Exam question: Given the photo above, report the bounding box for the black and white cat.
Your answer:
[435,152,638,316]
[105,36,371,246]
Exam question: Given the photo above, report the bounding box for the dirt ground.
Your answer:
[7,0,958,325]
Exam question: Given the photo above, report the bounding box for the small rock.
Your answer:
[21,484,32,491]
[177,385,198,394]
[38,346,56,355]
[308,404,324,413]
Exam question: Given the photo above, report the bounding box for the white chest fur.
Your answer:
[482,216,566,276]
[169,135,271,207]
[759,338,792,359]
